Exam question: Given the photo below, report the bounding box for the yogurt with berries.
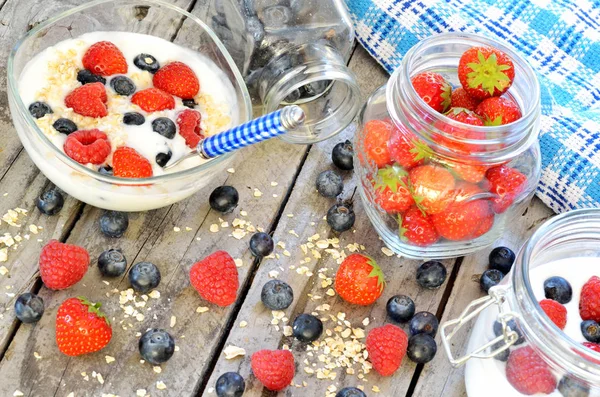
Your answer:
[465,257,600,396]
[19,31,238,177]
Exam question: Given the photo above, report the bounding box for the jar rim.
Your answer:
[516,208,600,381]
[386,32,541,163]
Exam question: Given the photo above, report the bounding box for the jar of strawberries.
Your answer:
[355,33,541,259]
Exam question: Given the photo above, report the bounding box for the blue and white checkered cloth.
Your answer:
[346,0,600,214]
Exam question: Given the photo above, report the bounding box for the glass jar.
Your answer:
[193,0,361,144]
[355,33,542,259]
[441,209,600,396]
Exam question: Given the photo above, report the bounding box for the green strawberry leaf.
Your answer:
[374,164,408,194]
[366,257,386,292]
[398,215,408,242]
[78,296,110,325]
[466,51,511,96]
[410,139,434,162]
[440,82,452,112]
[483,115,503,126]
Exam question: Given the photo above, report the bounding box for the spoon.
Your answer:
[165,105,305,170]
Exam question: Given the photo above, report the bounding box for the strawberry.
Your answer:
[431,183,493,241]
[411,72,452,113]
[458,46,515,100]
[189,251,238,307]
[64,82,108,118]
[374,165,414,213]
[153,62,200,99]
[131,88,175,112]
[450,87,481,112]
[446,161,488,183]
[470,210,495,239]
[63,129,111,165]
[581,342,600,365]
[505,346,556,395]
[409,164,456,215]
[176,109,204,148]
[580,276,600,323]
[475,96,522,125]
[251,349,295,391]
[363,120,393,168]
[387,125,429,169]
[112,146,153,178]
[82,41,127,76]
[366,324,408,376]
[399,206,439,246]
[485,165,527,213]
[56,297,112,356]
[583,342,600,354]
[435,107,485,154]
[39,239,89,290]
[539,299,567,330]
[334,253,385,306]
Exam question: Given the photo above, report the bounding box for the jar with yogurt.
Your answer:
[354,33,542,259]
[441,209,600,396]
[194,0,361,144]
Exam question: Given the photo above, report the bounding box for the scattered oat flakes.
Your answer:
[148,290,161,299]
[13,392,24,397]
[283,250,291,257]
[153,366,162,373]
[173,226,181,232]
[231,229,246,239]
[240,210,248,216]
[283,325,293,336]
[156,381,167,390]
[223,345,246,359]
[326,288,336,296]
[33,352,42,360]
[210,224,219,233]
[372,386,381,393]
[268,270,280,278]
[136,390,147,397]
[239,321,248,328]
[227,168,235,174]
[362,318,370,326]
[196,306,209,313]
[271,181,278,186]
[234,258,243,267]
[185,227,192,232]
[105,355,115,364]
[381,247,394,256]
[253,188,263,197]
[170,316,176,327]
[97,373,104,384]
[0,265,8,274]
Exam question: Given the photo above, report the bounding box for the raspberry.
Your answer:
[39,240,89,290]
[153,62,200,99]
[176,109,204,148]
[251,349,295,391]
[64,82,108,118]
[506,346,556,395]
[580,276,600,323]
[539,299,567,329]
[82,41,127,76]
[583,342,600,354]
[366,324,408,376]
[131,88,175,113]
[189,251,238,307]
[112,147,153,178]
[63,129,111,165]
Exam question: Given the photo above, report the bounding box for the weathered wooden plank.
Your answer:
[200,46,461,397]
[411,197,554,397]
[0,136,307,396]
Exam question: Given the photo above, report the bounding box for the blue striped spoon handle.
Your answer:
[198,105,304,159]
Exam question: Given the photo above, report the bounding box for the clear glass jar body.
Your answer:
[442,209,600,396]
[194,0,361,143]
[355,33,542,259]
[8,0,252,212]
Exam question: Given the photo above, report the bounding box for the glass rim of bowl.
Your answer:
[7,0,252,186]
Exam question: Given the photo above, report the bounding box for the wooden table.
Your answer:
[0,1,555,396]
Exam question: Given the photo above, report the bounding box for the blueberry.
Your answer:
[581,320,600,343]
[36,189,64,215]
[480,269,504,292]
[77,69,106,85]
[409,311,439,337]
[327,202,355,232]
[490,341,510,362]
[316,170,343,198]
[52,118,78,135]
[416,261,447,289]
[98,248,127,277]
[489,246,515,274]
[336,387,366,397]
[99,210,129,238]
[209,186,239,213]
[215,372,245,397]
[14,293,44,323]
[261,279,294,310]
[301,80,331,98]
[183,99,197,109]
[139,329,175,364]
[156,151,172,168]
[28,101,52,119]
[558,376,590,397]
[134,53,160,74]
[249,232,274,257]
[407,333,437,363]
[292,313,323,342]
[123,112,145,125]
[151,117,176,139]
[386,295,415,323]
[129,262,161,293]
[110,76,136,96]
[544,276,572,304]
[332,140,353,171]
[493,319,525,345]
[98,165,113,175]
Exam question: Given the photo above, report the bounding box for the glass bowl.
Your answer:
[8,0,252,212]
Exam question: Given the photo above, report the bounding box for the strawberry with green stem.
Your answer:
[458,46,515,100]
[363,120,394,168]
[388,125,432,169]
[56,297,112,356]
[334,253,385,306]
[409,164,456,215]
[485,165,527,214]
[399,206,439,247]
[374,164,414,214]
[476,96,522,126]
[411,72,452,113]
[435,107,485,155]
